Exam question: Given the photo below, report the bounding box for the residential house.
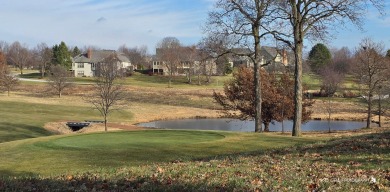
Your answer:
[72,49,133,77]
[152,47,217,76]
[230,46,294,72]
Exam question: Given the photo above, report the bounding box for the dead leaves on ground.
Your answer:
[1,131,389,191]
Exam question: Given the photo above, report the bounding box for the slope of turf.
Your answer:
[0,100,133,143]
[0,130,319,177]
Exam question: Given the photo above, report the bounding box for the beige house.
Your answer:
[151,47,217,76]
[230,46,292,72]
[72,50,133,77]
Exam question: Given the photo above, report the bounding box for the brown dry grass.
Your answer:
[5,83,389,135]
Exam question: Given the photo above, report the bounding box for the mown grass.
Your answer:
[303,73,322,90]
[0,130,319,177]
[74,73,232,89]
[0,99,133,143]
[2,69,389,191]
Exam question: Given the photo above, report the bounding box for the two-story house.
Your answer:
[230,46,293,72]
[72,49,133,77]
[151,47,217,76]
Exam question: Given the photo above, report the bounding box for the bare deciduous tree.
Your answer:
[320,67,344,97]
[47,65,73,98]
[182,45,198,84]
[206,0,274,132]
[0,51,7,72]
[353,38,389,128]
[271,0,384,136]
[0,68,19,96]
[118,45,149,70]
[85,54,126,132]
[7,41,30,75]
[34,43,53,78]
[332,47,352,75]
[156,37,182,88]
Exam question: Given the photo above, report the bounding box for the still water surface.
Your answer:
[138,118,369,132]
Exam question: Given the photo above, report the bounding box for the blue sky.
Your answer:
[0,0,388,54]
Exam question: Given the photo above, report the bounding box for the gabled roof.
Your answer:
[73,50,130,63]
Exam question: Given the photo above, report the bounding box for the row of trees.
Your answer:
[307,39,390,129]
[204,0,384,136]
[0,41,78,76]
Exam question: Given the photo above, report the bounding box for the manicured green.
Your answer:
[0,130,319,177]
[0,100,133,143]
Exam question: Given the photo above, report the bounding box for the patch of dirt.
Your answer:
[44,121,147,134]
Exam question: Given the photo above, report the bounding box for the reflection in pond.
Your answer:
[138,118,370,132]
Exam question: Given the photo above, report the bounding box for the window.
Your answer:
[77,71,84,76]
[77,63,84,68]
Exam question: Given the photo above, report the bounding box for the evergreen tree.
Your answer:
[308,43,332,73]
[52,41,72,69]
[72,46,81,57]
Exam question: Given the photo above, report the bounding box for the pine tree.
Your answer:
[52,41,72,69]
[308,43,332,73]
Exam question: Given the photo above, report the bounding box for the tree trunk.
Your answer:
[366,95,372,128]
[188,67,192,84]
[264,122,270,132]
[253,25,262,133]
[328,95,331,133]
[168,78,172,88]
[378,89,382,127]
[41,65,45,78]
[292,38,303,137]
[104,118,108,132]
[254,61,262,132]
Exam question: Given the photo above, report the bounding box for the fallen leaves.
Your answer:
[0,131,389,191]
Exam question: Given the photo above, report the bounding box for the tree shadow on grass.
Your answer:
[0,122,52,143]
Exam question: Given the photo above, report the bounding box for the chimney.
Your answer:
[282,49,288,65]
[87,49,92,59]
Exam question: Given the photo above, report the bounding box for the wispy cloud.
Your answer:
[96,17,107,23]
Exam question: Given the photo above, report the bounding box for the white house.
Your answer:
[72,50,133,77]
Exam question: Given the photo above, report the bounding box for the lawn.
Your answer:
[1,70,389,191]
[0,98,133,143]
[21,70,232,89]
[0,130,319,177]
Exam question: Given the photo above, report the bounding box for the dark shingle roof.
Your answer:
[73,50,130,63]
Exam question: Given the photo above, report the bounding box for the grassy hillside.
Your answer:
[0,130,388,191]
[0,98,133,143]
[0,130,319,177]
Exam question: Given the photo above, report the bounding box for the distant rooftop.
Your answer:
[73,50,130,63]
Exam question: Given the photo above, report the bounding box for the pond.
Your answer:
[138,118,370,132]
